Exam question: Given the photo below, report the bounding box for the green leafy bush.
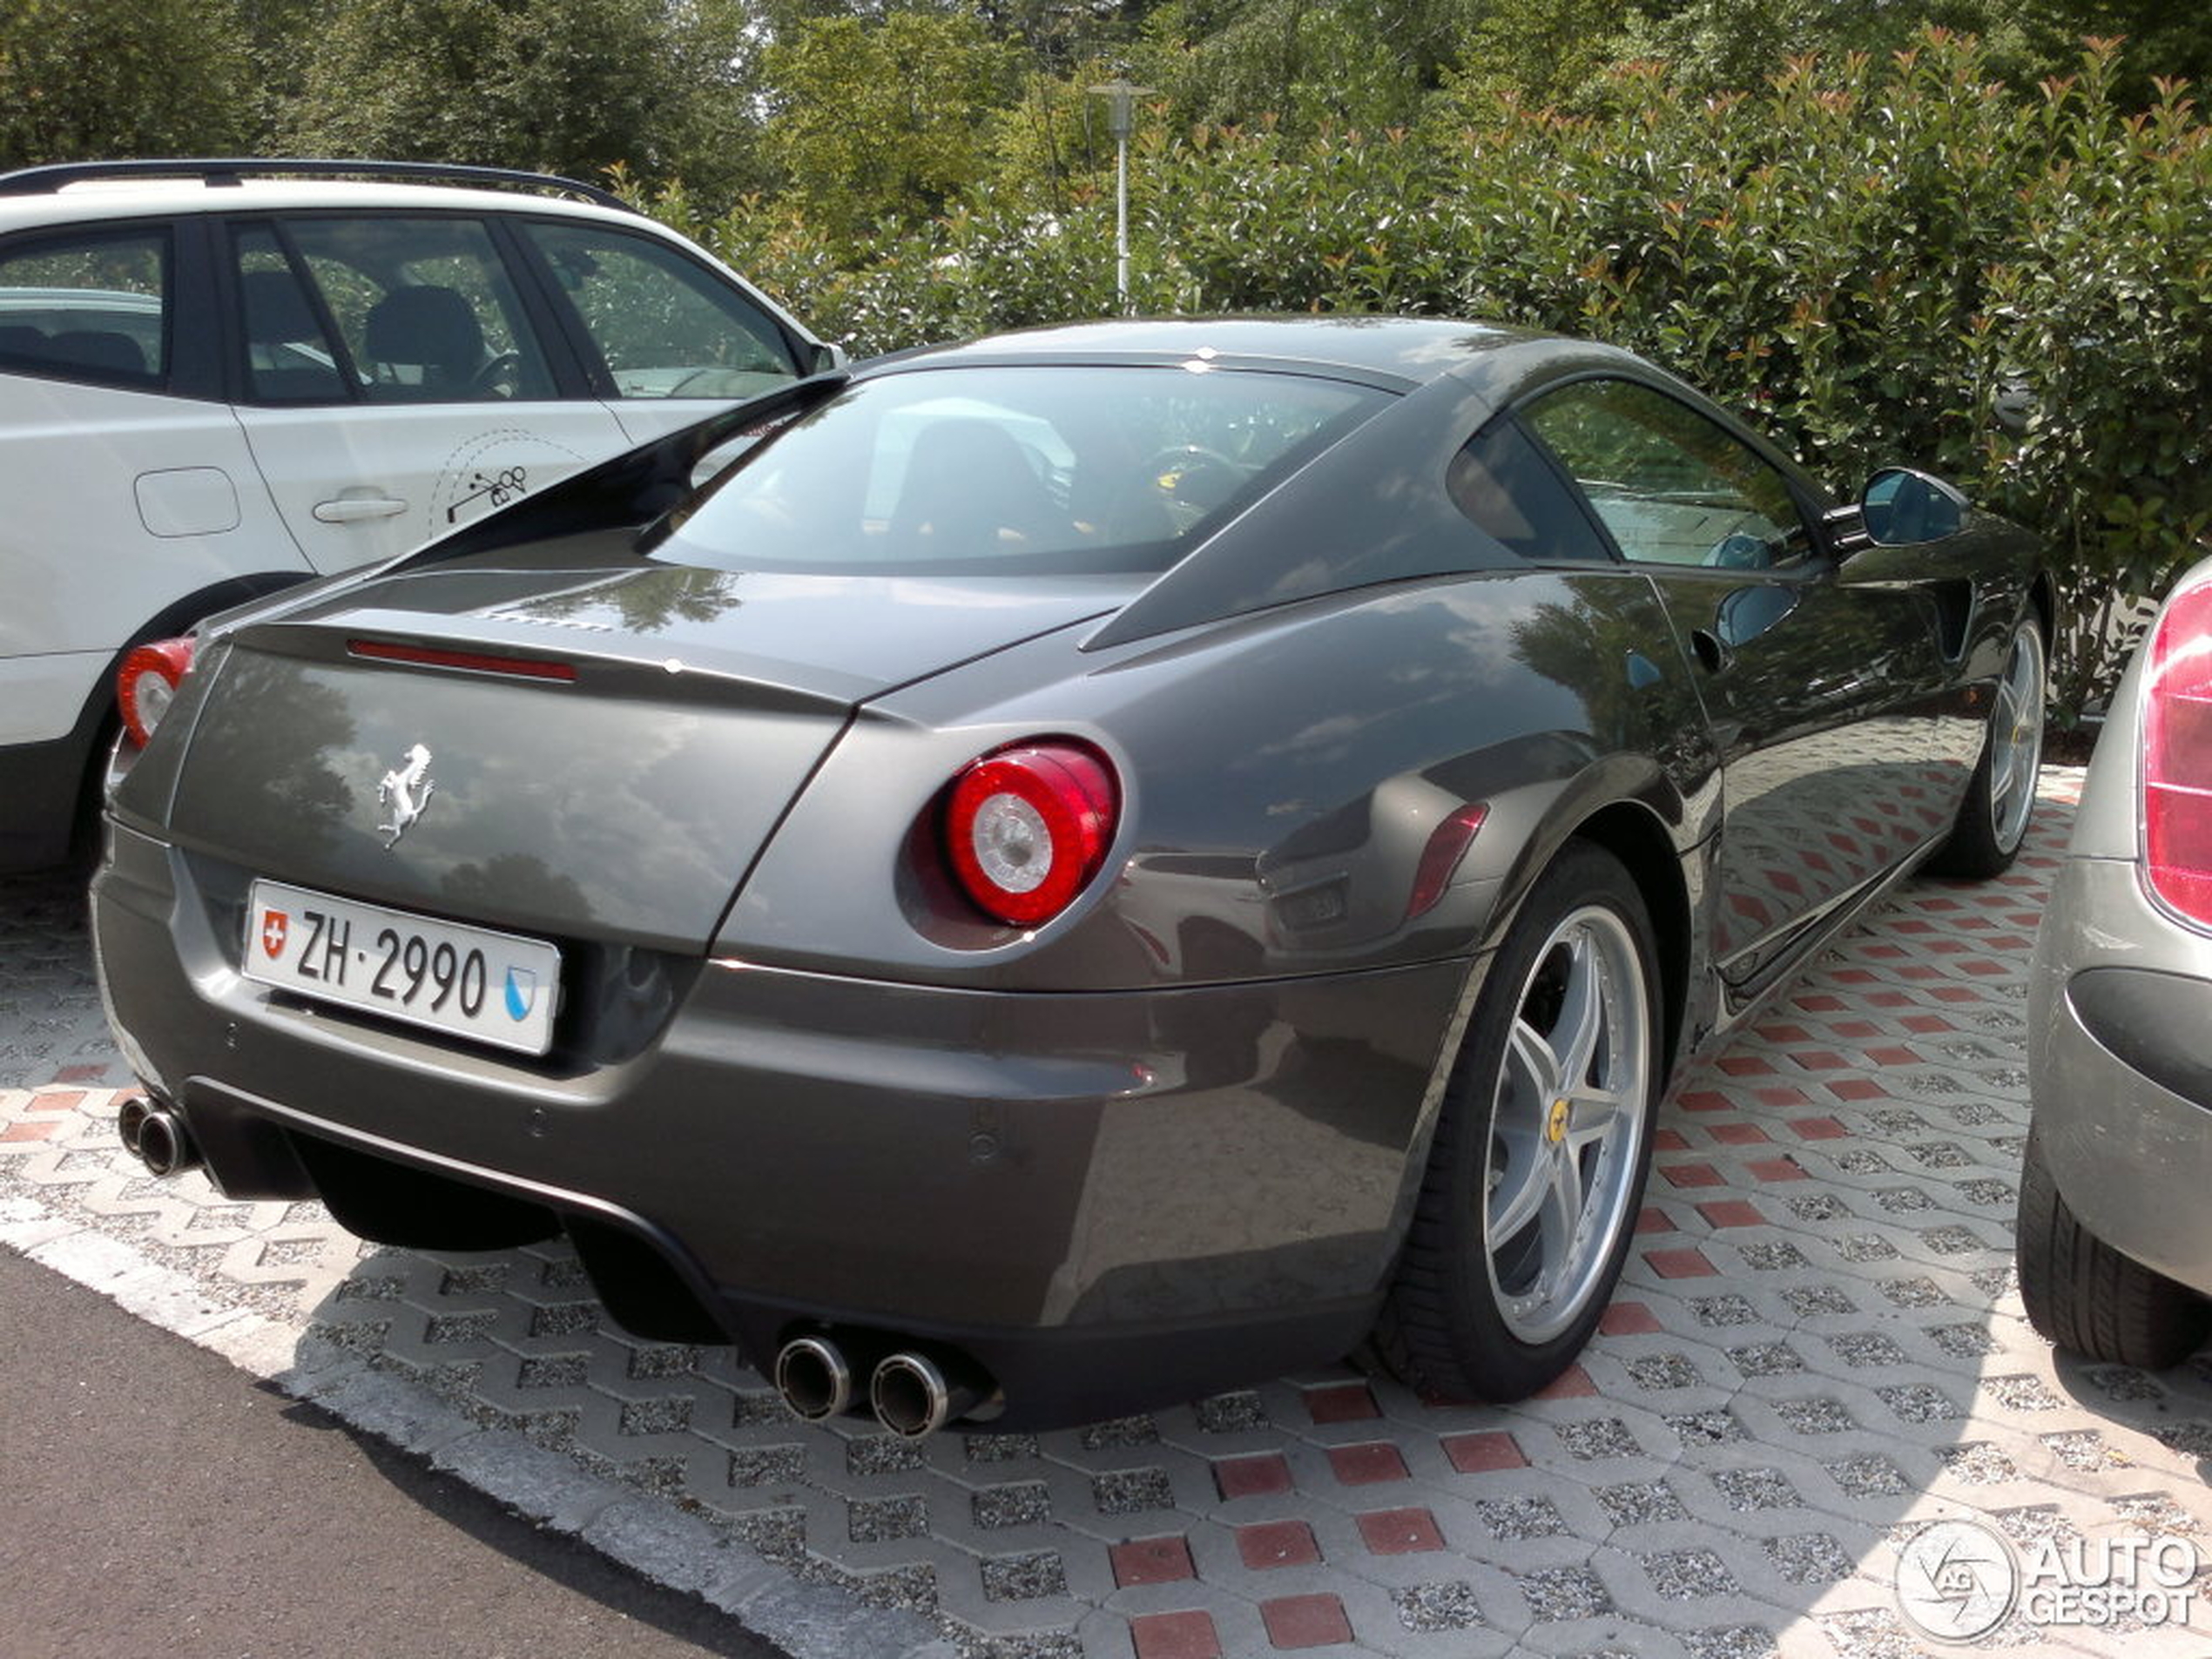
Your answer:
[650,30,2210,721]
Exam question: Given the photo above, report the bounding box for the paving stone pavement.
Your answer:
[5,769,2211,1659]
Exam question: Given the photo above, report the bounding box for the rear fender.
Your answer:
[725,566,1719,995]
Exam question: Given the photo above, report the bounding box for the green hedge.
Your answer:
[644,32,2212,722]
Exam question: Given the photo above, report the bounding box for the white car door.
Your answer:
[0,222,307,753]
[223,214,630,573]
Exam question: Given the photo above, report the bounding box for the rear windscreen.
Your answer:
[648,363,1390,577]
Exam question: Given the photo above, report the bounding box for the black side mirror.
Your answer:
[1859,467,1967,546]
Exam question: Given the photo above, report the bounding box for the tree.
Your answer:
[1440,0,1638,111]
[759,6,1021,246]
[2013,0,2212,102]
[276,0,759,200]
[0,0,256,167]
[1141,0,1479,133]
[1620,2,2016,94]
[1615,1,2212,101]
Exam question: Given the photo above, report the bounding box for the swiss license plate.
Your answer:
[242,879,561,1056]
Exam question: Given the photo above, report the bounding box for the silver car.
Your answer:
[2020,551,2212,1367]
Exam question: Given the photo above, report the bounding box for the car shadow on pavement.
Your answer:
[253,1376,797,1657]
[2043,1349,2212,1484]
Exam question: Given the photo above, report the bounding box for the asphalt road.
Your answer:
[0,1248,790,1659]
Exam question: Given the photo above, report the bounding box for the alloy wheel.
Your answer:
[1989,622,2046,853]
[1480,904,1652,1345]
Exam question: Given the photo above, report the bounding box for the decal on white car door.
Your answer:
[429,428,591,536]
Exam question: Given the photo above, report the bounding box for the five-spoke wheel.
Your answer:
[1484,902,1652,1345]
[1931,613,2045,877]
[1372,840,1661,1402]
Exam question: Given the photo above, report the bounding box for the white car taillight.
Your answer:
[944,741,1119,927]
[117,637,197,747]
[2143,577,2212,927]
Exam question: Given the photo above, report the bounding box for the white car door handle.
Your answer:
[312,496,408,523]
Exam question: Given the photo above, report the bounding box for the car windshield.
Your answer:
[649,363,1391,577]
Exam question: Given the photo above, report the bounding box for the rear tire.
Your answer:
[2017,1124,2211,1370]
[1370,841,1661,1402]
[63,715,120,875]
[1929,614,2043,877]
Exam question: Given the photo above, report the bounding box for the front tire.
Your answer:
[2016,1125,2211,1370]
[1371,841,1662,1401]
[1929,614,2043,877]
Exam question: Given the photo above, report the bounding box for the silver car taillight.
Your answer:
[2143,575,2212,927]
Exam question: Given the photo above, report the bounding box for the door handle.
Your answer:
[312,496,408,523]
[1689,628,1732,675]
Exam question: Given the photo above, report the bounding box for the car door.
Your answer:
[1518,375,1954,990]
[0,219,307,754]
[510,218,808,447]
[223,213,631,573]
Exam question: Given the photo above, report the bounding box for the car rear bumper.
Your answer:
[2030,854,2212,1298]
[94,821,1474,1426]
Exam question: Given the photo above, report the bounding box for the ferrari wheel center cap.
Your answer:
[1547,1098,1570,1143]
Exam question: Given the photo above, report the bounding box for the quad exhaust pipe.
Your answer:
[772,1332,995,1438]
[773,1333,868,1421]
[117,1094,198,1178]
[869,1349,990,1439]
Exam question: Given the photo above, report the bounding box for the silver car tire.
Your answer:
[1371,840,1661,1402]
[1930,613,2044,878]
[2017,1125,2210,1370]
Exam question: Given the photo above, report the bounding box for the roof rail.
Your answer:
[0,158,636,212]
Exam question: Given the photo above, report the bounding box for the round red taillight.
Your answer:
[945,742,1119,927]
[2143,575,2212,927]
[117,637,197,748]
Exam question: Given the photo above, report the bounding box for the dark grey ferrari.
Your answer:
[92,318,2049,1435]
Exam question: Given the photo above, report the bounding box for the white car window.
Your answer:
[282,217,554,402]
[523,220,798,401]
[0,227,167,390]
[232,225,350,403]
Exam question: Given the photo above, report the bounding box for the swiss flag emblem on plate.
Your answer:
[260,910,288,959]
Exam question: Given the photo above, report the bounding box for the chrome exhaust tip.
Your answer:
[773,1335,855,1421]
[871,1350,987,1440]
[116,1095,152,1156]
[130,1103,197,1178]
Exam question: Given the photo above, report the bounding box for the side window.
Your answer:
[523,221,798,400]
[280,217,555,402]
[0,226,168,390]
[1447,417,1606,563]
[231,226,348,403]
[1523,378,1811,570]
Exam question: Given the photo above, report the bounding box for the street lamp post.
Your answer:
[1089,78,1152,310]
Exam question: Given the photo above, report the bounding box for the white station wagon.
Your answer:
[0,158,836,871]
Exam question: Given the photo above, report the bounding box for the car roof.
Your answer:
[0,177,645,236]
[0,162,828,356]
[868,315,1635,393]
